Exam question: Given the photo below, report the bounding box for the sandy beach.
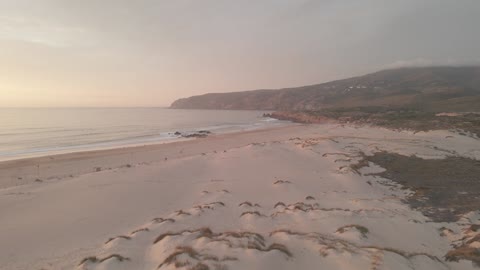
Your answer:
[1,123,480,270]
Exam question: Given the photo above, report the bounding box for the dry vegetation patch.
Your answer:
[269,229,444,265]
[175,210,192,216]
[273,180,292,185]
[274,202,286,208]
[79,254,130,266]
[445,246,480,265]
[104,235,131,245]
[152,217,175,224]
[238,201,261,207]
[356,151,480,222]
[240,211,267,218]
[154,228,215,245]
[193,202,226,211]
[131,227,149,235]
[336,224,369,238]
[153,228,295,269]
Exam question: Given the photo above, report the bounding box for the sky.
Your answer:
[1,0,479,107]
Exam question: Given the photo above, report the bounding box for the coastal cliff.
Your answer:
[171,66,480,112]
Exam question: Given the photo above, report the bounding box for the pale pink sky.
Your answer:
[1,0,479,107]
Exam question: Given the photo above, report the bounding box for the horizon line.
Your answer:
[0,106,171,109]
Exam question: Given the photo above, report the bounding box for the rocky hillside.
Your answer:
[170,66,480,112]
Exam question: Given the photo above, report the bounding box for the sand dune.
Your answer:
[0,124,479,269]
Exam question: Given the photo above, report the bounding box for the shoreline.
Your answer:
[0,124,300,190]
[0,107,284,164]
[0,120,290,164]
[0,135,191,164]
[0,123,298,167]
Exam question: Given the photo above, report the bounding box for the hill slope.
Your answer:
[170,66,480,112]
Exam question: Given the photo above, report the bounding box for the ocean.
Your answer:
[0,108,288,161]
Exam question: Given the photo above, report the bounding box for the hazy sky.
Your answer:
[1,0,479,107]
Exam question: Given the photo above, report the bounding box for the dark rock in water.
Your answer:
[176,130,212,139]
[183,133,208,138]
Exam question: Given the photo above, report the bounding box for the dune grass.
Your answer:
[194,201,226,211]
[189,263,210,270]
[363,246,443,264]
[104,235,131,245]
[175,210,192,216]
[224,231,265,247]
[273,180,292,185]
[240,211,266,217]
[78,256,98,266]
[322,152,359,158]
[154,232,184,245]
[239,201,253,207]
[269,229,307,237]
[274,202,286,208]
[445,246,480,265]
[100,254,130,263]
[240,241,293,258]
[131,227,149,235]
[349,155,369,175]
[239,201,261,207]
[152,228,294,270]
[467,224,480,232]
[158,246,200,268]
[334,158,352,163]
[78,254,130,266]
[154,228,215,245]
[336,224,369,238]
[152,217,175,224]
[265,243,293,257]
[158,244,237,270]
[207,201,225,207]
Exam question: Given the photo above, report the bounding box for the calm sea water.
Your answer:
[0,108,287,161]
